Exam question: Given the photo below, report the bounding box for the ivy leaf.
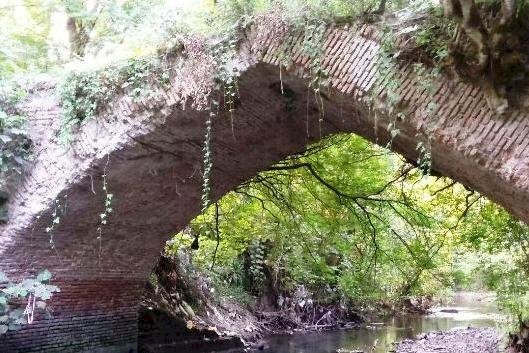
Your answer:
[8,323,21,331]
[0,324,8,335]
[46,284,60,294]
[34,285,52,300]
[21,279,38,290]
[34,284,59,300]
[3,285,27,298]
[36,270,52,283]
[14,316,27,325]
[0,272,9,283]
[8,308,24,320]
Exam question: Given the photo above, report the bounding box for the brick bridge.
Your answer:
[1,20,529,353]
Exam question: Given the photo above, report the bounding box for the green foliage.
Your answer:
[0,270,60,335]
[58,56,170,142]
[455,204,529,325]
[170,134,488,309]
[0,82,31,198]
[0,114,31,188]
[213,0,379,28]
[209,260,257,308]
[412,6,452,63]
[0,0,53,75]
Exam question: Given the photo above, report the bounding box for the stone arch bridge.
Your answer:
[1,21,529,353]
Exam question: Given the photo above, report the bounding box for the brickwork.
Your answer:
[1,22,529,352]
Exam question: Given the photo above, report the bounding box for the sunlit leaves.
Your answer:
[169,133,483,306]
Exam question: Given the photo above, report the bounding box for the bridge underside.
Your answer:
[1,23,529,352]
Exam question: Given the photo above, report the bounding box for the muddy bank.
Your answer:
[394,327,502,353]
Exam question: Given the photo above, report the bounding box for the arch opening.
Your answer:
[139,131,525,353]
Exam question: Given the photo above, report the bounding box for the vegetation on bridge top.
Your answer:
[3,0,528,146]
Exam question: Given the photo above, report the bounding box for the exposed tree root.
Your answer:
[507,321,529,353]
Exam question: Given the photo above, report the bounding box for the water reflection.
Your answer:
[259,292,502,353]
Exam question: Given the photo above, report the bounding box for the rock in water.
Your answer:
[440,309,459,313]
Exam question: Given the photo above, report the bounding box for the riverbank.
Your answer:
[139,255,506,353]
[138,254,367,352]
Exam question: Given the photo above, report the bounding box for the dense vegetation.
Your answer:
[2,0,529,344]
[168,133,529,328]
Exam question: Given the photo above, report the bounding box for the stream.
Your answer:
[258,292,503,353]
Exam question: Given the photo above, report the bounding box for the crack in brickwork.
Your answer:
[0,23,528,352]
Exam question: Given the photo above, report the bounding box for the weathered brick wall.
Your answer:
[1,22,529,352]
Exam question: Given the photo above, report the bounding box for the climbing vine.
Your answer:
[44,197,63,249]
[201,103,215,213]
[302,21,329,136]
[370,26,405,149]
[196,27,244,249]
[97,154,113,258]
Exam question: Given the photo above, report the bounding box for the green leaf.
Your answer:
[46,284,60,293]
[2,285,27,298]
[0,324,8,335]
[0,272,8,283]
[8,323,21,331]
[34,284,59,300]
[8,308,24,320]
[13,316,26,325]
[21,279,38,290]
[34,285,51,300]
[36,270,52,283]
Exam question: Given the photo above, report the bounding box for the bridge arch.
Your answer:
[1,24,529,352]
